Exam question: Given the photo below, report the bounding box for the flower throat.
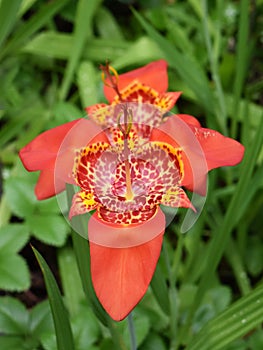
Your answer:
[100,63,134,201]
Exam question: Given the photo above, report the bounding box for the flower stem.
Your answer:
[127,313,137,350]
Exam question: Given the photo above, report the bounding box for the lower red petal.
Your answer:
[90,232,164,321]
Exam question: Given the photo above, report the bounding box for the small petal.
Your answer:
[162,187,195,211]
[155,92,181,111]
[69,191,98,219]
[90,229,164,321]
[86,103,108,126]
[104,60,168,102]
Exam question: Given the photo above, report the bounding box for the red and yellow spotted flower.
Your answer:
[19,60,244,321]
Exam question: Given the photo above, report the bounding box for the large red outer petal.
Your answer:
[19,119,107,200]
[176,114,244,169]
[104,60,168,102]
[34,169,64,200]
[19,119,81,172]
[90,232,164,321]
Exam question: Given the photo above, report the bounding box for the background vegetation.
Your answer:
[0,0,263,349]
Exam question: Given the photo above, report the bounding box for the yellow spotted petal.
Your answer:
[69,191,98,219]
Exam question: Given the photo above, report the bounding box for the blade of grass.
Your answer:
[231,0,250,138]
[0,0,21,49]
[150,263,170,315]
[77,61,100,108]
[0,0,69,60]
[201,0,227,133]
[57,246,85,317]
[187,282,263,350]
[131,7,214,114]
[32,246,75,350]
[18,0,37,17]
[22,32,129,61]
[59,0,102,101]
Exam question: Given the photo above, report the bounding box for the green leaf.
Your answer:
[59,0,102,100]
[41,332,57,350]
[72,301,101,349]
[245,236,263,276]
[187,283,263,350]
[95,6,124,40]
[4,177,36,218]
[0,254,30,291]
[0,0,69,59]
[58,246,85,316]
[0,0,21,49]
[139,332,167,350]
[186,113,263,330]
[131,7,214,113]
[32,246,75,350]
[0,224,29,252]
[150,263,170,315]
[112,37,163,70]
[77,61,100,108]
[0,296,28,334]
[29,300,54,337]
[53,101,83,124]
[0,336,31,350]
[22,31,129,61]
[27,214,69,247]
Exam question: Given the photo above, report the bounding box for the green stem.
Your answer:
[163,239,178,349]
[127,313,137,350]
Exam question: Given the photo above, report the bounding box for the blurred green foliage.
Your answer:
[0,0,263,349]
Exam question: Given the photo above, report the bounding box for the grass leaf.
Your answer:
[187,283,263,350]
[32,246,75,350]
[59,0,102,100]
[0,0,21,49]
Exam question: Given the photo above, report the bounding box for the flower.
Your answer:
[19,60,245,321]
[86,59,182,127]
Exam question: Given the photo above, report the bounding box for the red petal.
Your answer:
[20,119,107,200]
[151,116,208,195]
[174,115,244,169]
[90,231,164,321]
[35,169,65,200]
[176,114,201,127]
[88,207,165,247]
[193,126,245,170]
[104,60,168,102]
[19,120,80,171]
[155,92,181,112]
